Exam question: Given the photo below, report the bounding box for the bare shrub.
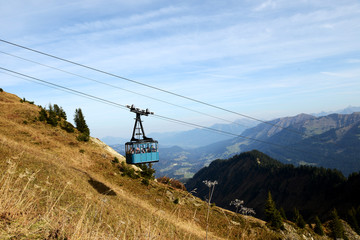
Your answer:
[157,176,186,191]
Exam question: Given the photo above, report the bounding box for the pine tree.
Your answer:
[297,214,306,229]
[53,104,67,120]
[46,104,58,127]
[280,207,287,220]
[314,216,324,236]
[347,207,360,234]
[74,108,90,141]
[330,208,345,240]
[265,191,284,230]
[74,108,89,133]
[39,108,48,122]
[60,107,67,120]
[293,208,306,228]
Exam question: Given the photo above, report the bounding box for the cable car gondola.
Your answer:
[125,105,159,164]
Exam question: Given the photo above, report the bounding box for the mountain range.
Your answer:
[102,106,360,148]
[147,118,258,148]
[143,112,360,179]
[103,118,257,148]
[312,105,360,117]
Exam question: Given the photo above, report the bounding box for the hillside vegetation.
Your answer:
[186,150,360,237]
[0,90,288,239]
[3,90,357,239]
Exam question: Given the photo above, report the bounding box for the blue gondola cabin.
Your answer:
[124,104,159,164]
[125,141,159,164]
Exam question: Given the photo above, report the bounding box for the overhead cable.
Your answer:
[0,39,307,136]
[0,66,328,159]
[0,50,248,128]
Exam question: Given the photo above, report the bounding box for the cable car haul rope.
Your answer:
[0,39,336,163]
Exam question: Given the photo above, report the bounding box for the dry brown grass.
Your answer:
[0,91,286,239]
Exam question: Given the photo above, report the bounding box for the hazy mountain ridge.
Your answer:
[102,106,360,148]
[246,112,360,175]
[103,118,257,148]
[149,112,360,179]
[312,106,360,117]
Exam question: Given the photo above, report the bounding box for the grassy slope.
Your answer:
[0,91,282,239]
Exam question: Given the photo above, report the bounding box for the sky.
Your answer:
[1,0,360,139]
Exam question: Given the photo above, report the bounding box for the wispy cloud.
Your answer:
[59,6,185,35]
[347,58,360,63]
[254,0,277,11]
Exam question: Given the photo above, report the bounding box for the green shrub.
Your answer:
[46,117,58,127]
[112,157,119,164]
[141,178,149,186]
[118,162,139,179]
[38,108,47,122]
[77,132,90,142]
[0,88,3,92]
[20,98,34,104]
[314,216,324,236]
[60,121,75,133]
[139,163,155,180]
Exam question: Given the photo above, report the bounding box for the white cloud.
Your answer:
[59,5,185,35]
[347,59,360,63]
[254,0,277,11]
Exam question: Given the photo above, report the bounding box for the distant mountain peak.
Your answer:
[312,106,360,117]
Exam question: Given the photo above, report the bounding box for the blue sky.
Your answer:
[1,0,360,139]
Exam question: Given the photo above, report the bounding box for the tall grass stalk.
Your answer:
[203,180,218,240]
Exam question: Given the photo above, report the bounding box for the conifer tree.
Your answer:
[330,208,345,240]
[265,191,283,230]
[74,108,90,141]
[347,207,360,234]
[280,207,287,220]
[314,216,324,236]
[293,208,306,228]
[46,104,58,127]
[39,108,47,122]
[53,104,67,120]
[60,107,67,120]
[74,108,89,133]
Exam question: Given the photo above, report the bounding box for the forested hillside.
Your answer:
[186,150,360,228]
